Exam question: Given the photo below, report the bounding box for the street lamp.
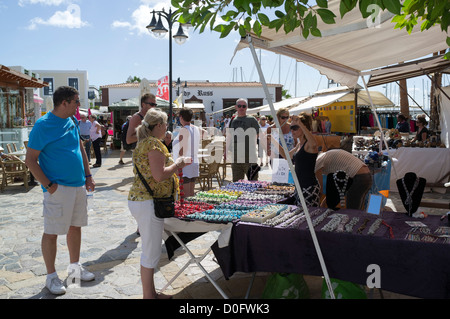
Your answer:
[147,8,189,131]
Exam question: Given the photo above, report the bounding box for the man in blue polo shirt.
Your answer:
[26,86,96,295]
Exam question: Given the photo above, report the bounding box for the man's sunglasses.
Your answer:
[280,116,289,120]
[237,104,247,108]
[290,125,300,131]
[144,102,157,107]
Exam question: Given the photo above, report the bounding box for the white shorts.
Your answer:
[128,199,164,269]
[43,185,88,235]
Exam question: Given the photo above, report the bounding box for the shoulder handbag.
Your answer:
[135,165,175,218]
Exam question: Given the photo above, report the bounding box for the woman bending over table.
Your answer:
[128,108,190,299]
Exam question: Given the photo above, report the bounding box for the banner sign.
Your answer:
[156,76,169,101]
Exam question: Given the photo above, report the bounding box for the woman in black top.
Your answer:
[411,116,429,143]
[285,113,320,207]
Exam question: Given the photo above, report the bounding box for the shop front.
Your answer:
[0,65,48,152]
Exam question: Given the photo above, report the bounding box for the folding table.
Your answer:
[161,218,233,299]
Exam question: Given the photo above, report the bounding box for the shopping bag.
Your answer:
[261,273,310,299]
[321,278,367,299]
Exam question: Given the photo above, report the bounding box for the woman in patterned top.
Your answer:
[128,108,191,299]
[266,108,295,160]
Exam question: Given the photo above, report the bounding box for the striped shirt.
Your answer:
[315,149,365,178]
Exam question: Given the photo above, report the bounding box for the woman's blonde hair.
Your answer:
[276,107,289,118]
[136,108,168,141]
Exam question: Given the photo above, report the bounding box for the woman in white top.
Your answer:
[89,114,103,167]
[172,108,208,197]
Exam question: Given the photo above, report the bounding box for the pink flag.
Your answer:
[88,108,92,116]
[156,76,169,101]
[75,107,81,120]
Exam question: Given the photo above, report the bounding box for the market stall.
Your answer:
[211,207,450,299]
[166,179,450,299]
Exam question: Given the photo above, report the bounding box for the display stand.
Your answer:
[160,230,229,299]
[161,218,233,299]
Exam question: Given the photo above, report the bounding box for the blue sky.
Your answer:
[0,0,447,107]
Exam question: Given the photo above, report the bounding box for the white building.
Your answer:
[101,80,283,126]
[33,69,89,111]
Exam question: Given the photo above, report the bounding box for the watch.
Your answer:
[45,182,53,190]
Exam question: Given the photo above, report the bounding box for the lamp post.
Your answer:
[147,8,189,131]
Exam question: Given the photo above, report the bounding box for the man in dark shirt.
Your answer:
[227,98,260,181]
[396,113,410,133]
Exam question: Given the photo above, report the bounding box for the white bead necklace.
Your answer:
[333,170,349,208]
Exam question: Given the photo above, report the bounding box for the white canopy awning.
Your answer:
[290,91,348,114]
[289,88,394,114]
[366,53,450,87]
[207,104,237,115]
[174,103,205,110]
[236,0,448,87]
[248,97,310,115]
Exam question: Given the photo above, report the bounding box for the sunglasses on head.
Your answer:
[237,104,247,108]
[144,102,157,107]
[290,125,300,131]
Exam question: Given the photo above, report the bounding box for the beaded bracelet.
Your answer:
[335,214,349,233]
[264,208,301,227]
[310,209,333,228]
[434,226,450,236]
[285,213,307,229]
[321,214,346,232]
[382,221,394,238]
[345,217,360,233]
[367,218,383,235]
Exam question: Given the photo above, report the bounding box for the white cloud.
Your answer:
[19,0,69,6]
[111,4,154,36]
[27,4,89,30]
[111,1,184,38]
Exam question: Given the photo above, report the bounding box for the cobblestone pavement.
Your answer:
[1,149,448,299]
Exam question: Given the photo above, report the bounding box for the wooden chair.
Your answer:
[6,144,13,153]
[198,162,222,191]
[0,159,30,192]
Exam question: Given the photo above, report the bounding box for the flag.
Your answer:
[156,75,169,101]
[88,108,92,116]
[75,107,81,120]
[173,94,182,107]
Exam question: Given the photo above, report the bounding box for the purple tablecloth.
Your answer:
[212,208,450,299]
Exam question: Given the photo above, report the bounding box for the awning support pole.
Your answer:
[361,75,398,181]
[247,35,335,299]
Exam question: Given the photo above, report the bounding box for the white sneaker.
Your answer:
[67,263,95,282]
[46,276,66,295]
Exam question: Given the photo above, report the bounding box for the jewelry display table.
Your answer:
[212,208,450,299]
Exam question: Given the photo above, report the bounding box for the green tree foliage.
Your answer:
[171,0,449,58]
[126,76,142,83]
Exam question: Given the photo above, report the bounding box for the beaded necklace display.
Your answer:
[333,170,349,208]
[401,176,420,215]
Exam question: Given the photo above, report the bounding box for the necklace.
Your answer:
[333,170,349,208]
[401,177,420,215]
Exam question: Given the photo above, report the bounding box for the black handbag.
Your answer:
[135,165,175,218]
